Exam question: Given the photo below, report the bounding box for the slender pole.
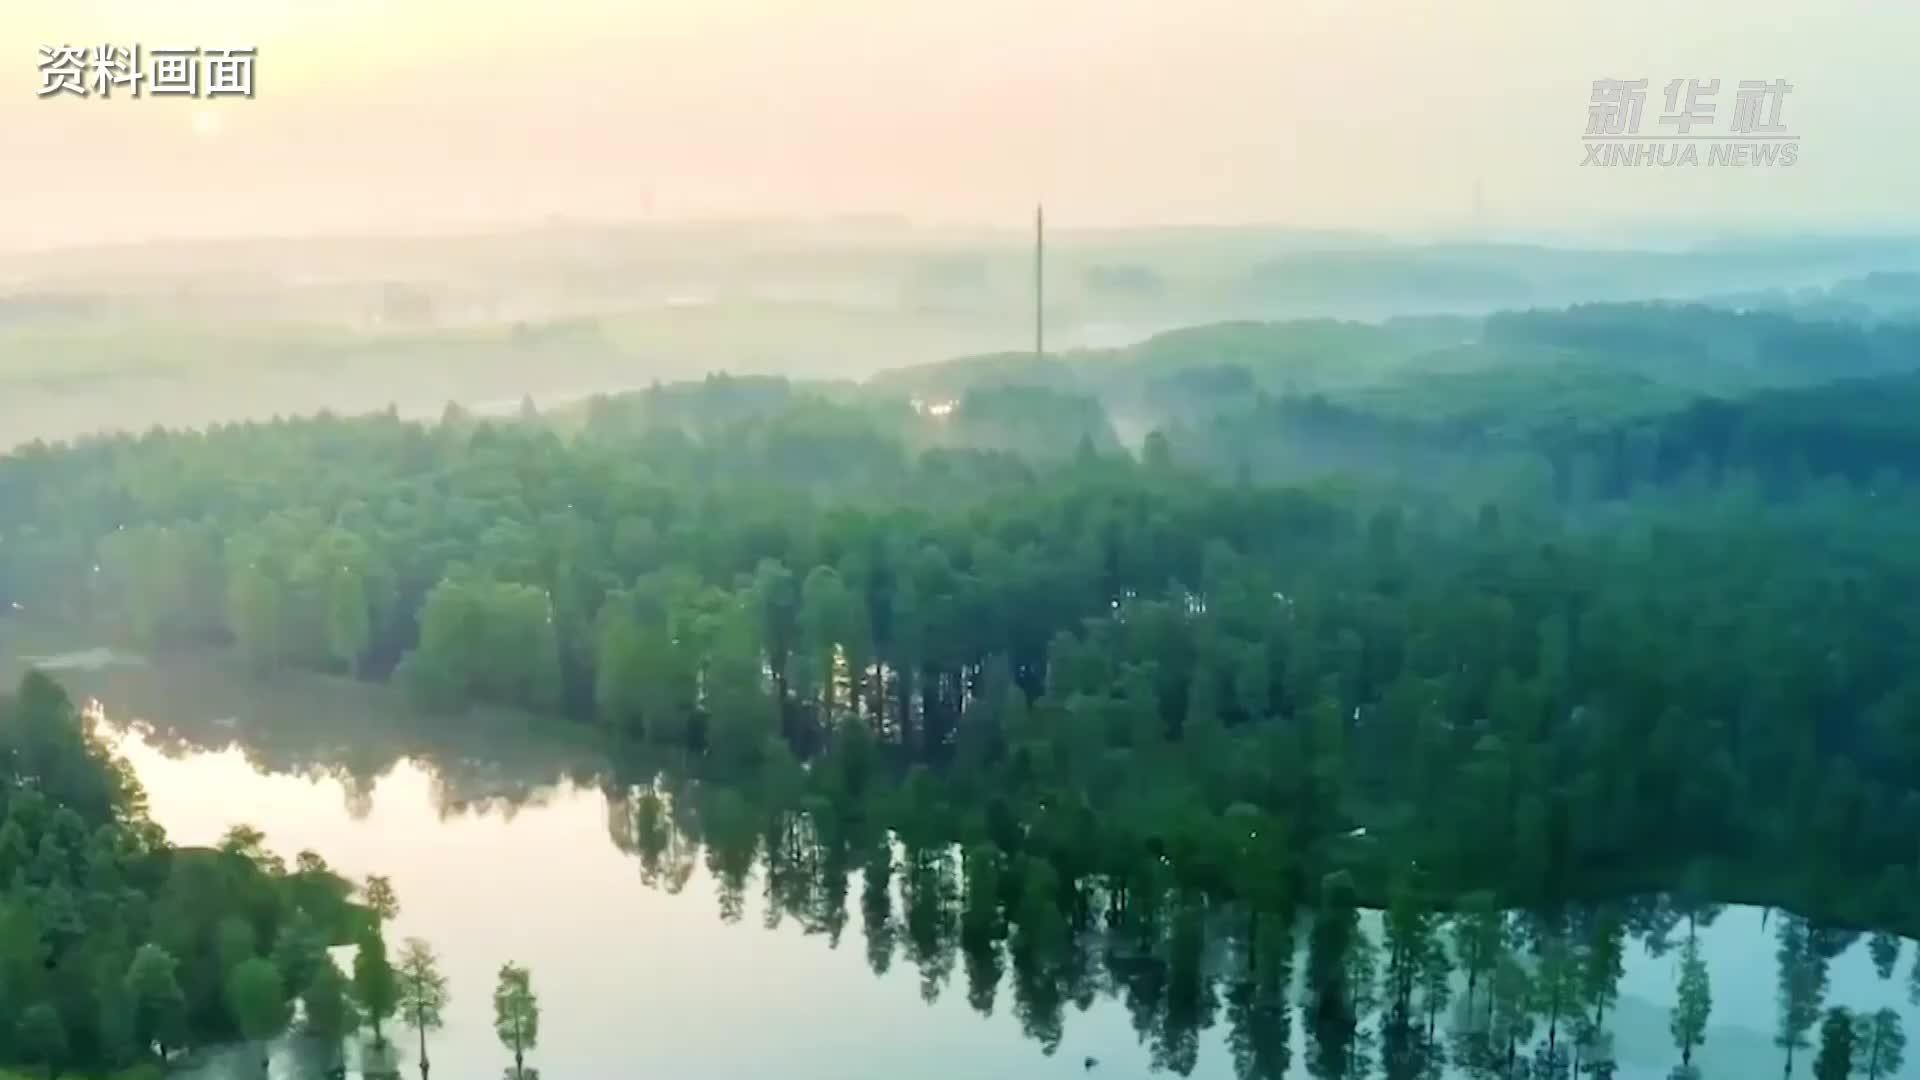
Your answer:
[1035,203,1045,358]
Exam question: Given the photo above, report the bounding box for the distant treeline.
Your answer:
[861,302,1920,500]
[5,302,1920,945]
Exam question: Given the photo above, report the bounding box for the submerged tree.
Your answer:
[862,834,898,976]
[1228,910,1293,1080]
[303,957,360,1079]
[1583,908,1627,1034]
[396,938,451,1080]
[1533,923,1579,1063]
[227,956,291,1079]
[1776,917,1830,1079]
[1813,1007,1856,1080]
[1414,920,1453,1056]
[1869,932,1902,981]
[355,928,399,1047]
[272,909,328,1005]
[363,874,401,923]
[494,961,540,1080]
[1856,1008,1906,1080]
[1487,949,1536,1080]
[1671,932,1712,1072]
[1452,892,1505,1026]
[1304,871,1367,1079]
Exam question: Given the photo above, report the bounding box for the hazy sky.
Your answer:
[2,0,1914,249]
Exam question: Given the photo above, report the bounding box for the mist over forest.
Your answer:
[7,223,1919,450]
[10,0,1920,1072]
[8,218,1920,1080]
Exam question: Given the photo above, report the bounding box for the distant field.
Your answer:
[0,318,365,380]
[0,303,1036,447]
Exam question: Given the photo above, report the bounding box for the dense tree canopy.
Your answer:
[0,672,371,1077]
[7,299,1920,1078]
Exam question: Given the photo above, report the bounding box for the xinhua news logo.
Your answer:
[36,45,256,99]
[1583,78,1798,167]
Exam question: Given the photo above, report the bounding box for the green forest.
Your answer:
[0,671,385,1078]
[6,299,1920,1077]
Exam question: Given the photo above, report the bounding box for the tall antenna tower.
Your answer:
[1035,203,1045,358]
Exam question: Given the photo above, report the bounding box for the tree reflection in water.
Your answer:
[71,655,1920,1080]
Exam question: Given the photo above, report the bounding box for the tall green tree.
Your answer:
[705,602,778,764]
[326,565,373,676]
[271,908,327,1003]
[797,564,852,721]
[226,956,291,1079]
[124,942,189,1060]
[216,913,260,975]
[395,937,450,1080]
[227,561,286,672]
[493,961,540,1080]
[353,928,399,1047]
[1183,655,1226,769]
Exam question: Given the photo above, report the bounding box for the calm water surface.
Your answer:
[33,647,1920,1080]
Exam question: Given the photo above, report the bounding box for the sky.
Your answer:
[1,0,1915,250]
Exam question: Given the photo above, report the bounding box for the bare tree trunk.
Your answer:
[417,1008,430,1080]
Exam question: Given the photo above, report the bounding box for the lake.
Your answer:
[22,643,1920,1080]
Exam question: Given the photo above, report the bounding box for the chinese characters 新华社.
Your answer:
[1585,78,1795,138]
